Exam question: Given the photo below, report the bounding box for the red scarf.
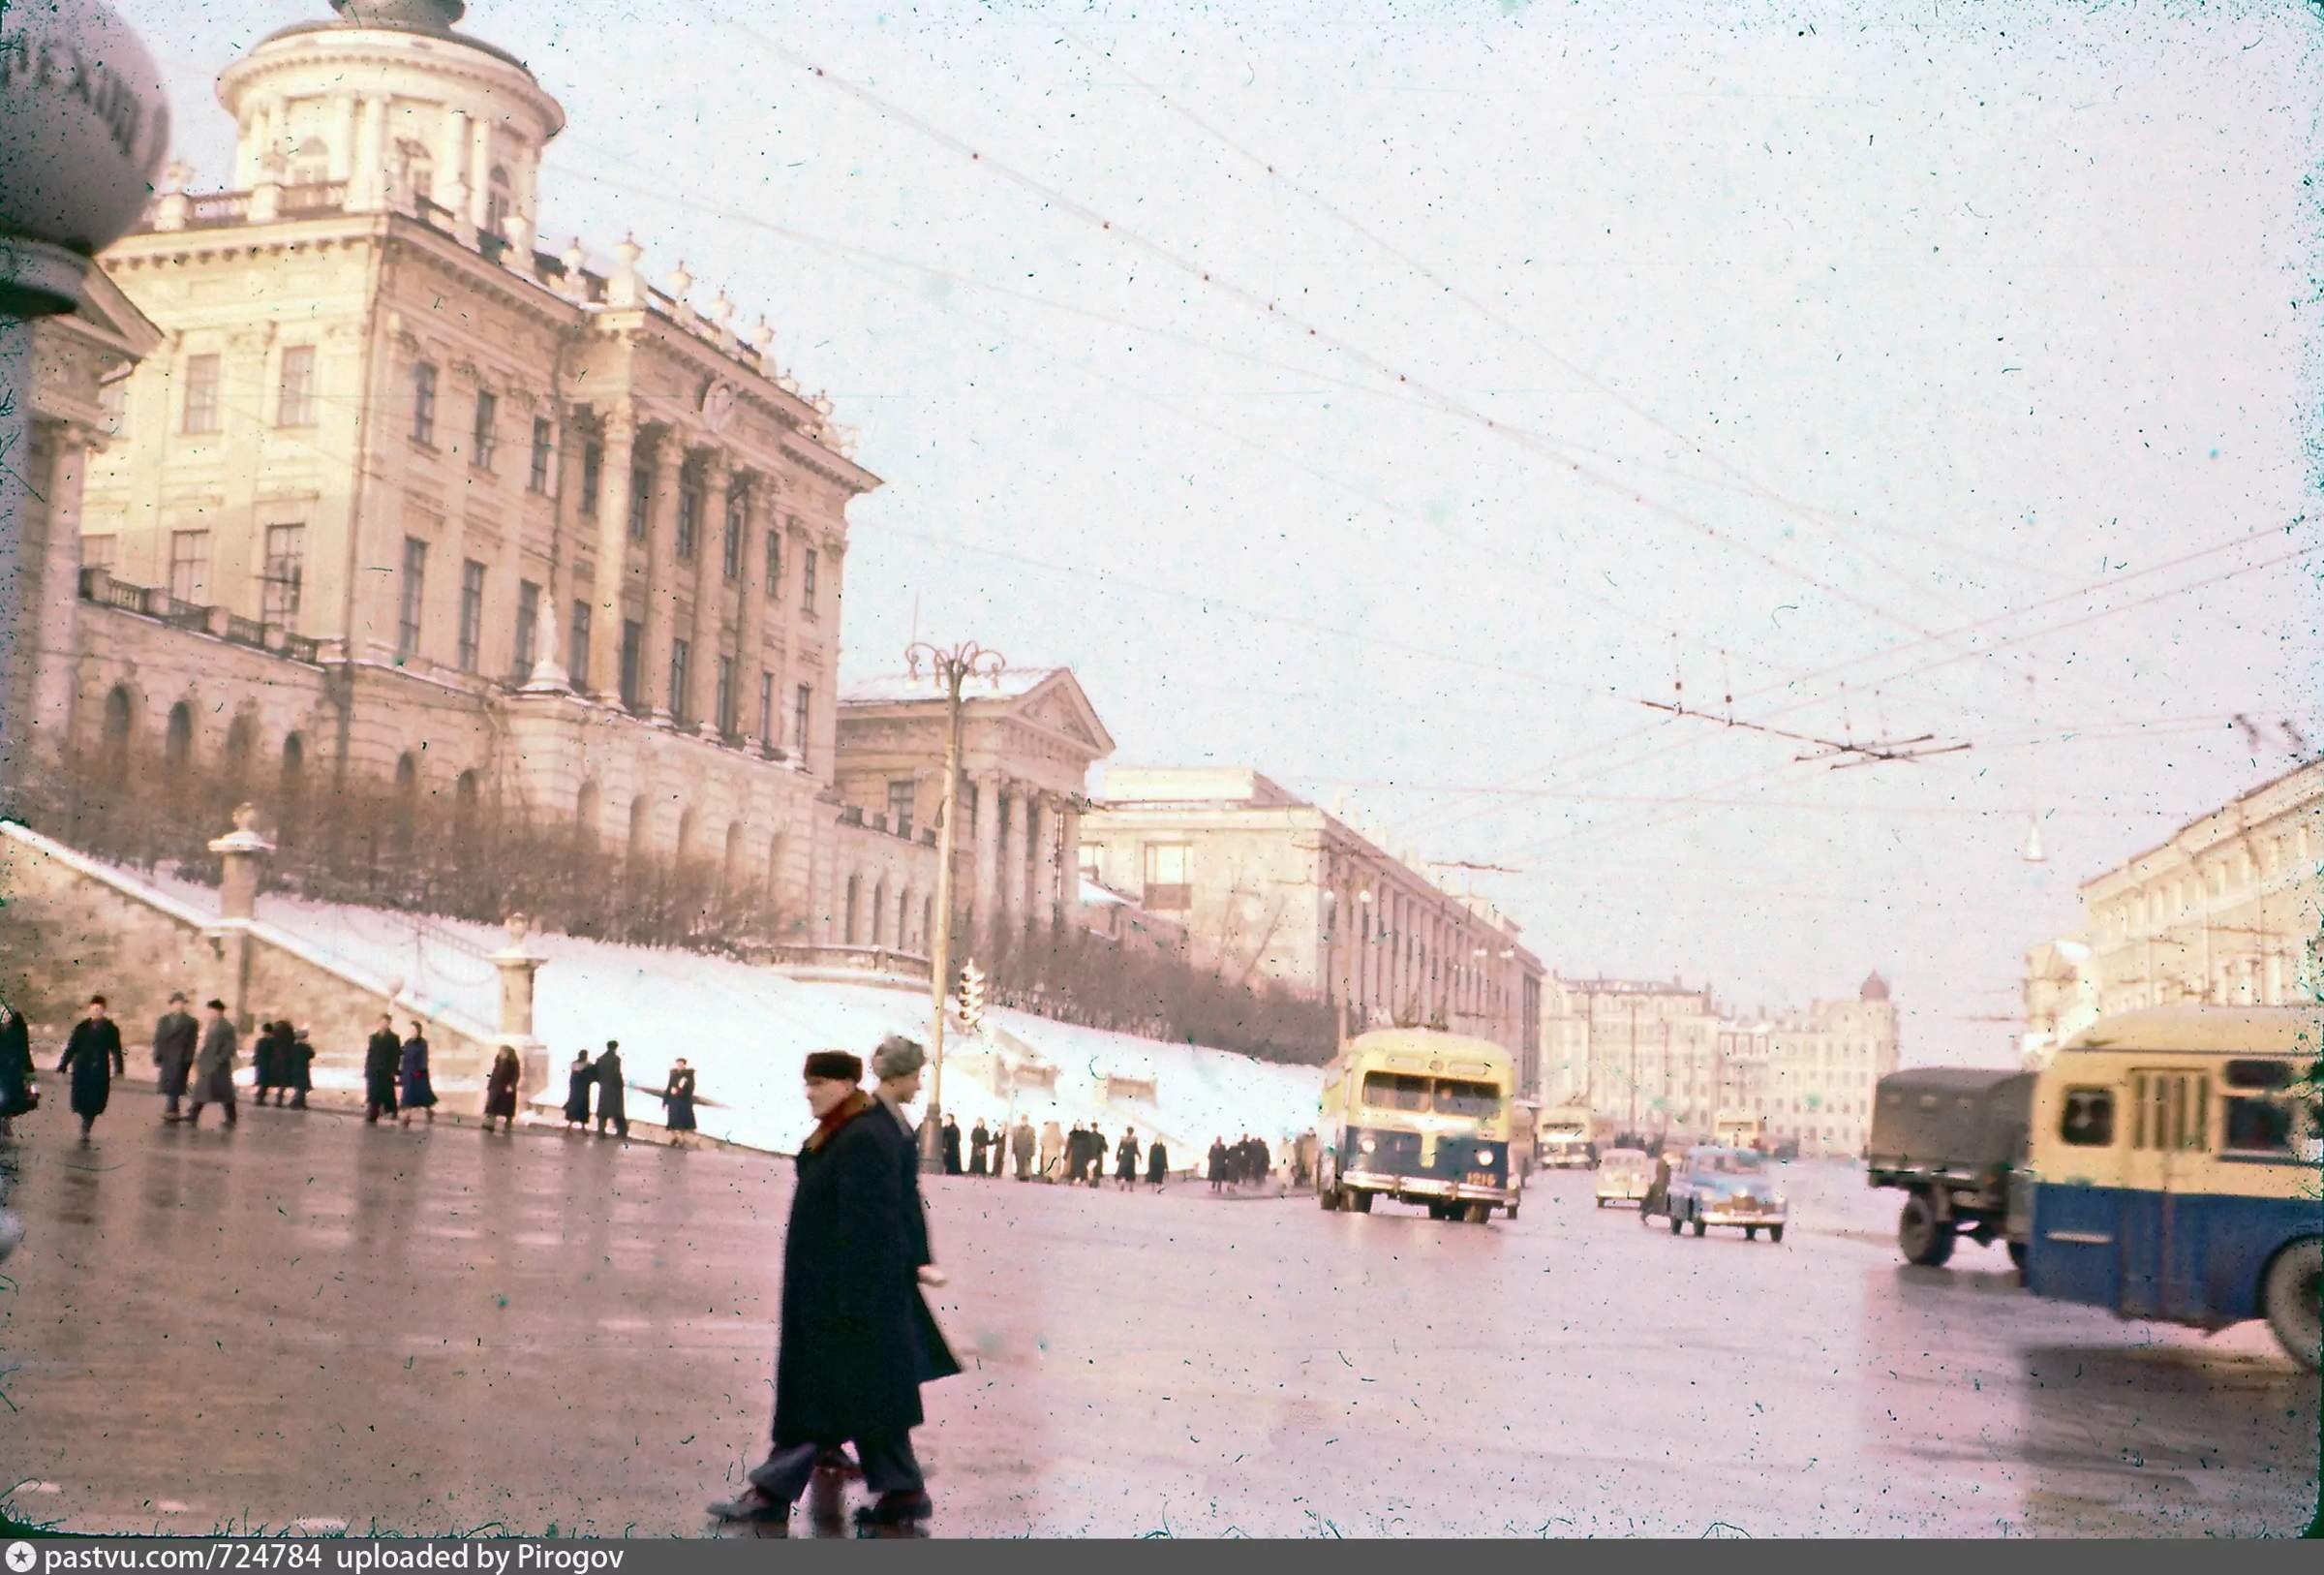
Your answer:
[804,1089,872,1153]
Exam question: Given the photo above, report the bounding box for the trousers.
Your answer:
[749,1432,923,1504]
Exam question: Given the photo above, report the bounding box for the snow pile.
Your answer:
[101,862,1324,1158]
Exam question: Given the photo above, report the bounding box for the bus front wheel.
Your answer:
[1464,1202,1492,1224]
[2261,1237,2321,1372]
[1348,1189,1373,1214]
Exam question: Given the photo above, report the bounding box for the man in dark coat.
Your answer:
[287,1026,315,1108]
[1208,1136,1229,1192]
[594,1041,629,1138]
[940,1114,962,1175]
[869,1036,963,1387]
[58,995,125,1141]
[185,999,238,1127]
[363,1013,401,1124]
[711,1050,941,1532]
[251,1021,282,1105]
[0,1000,35,1133]
[968,1118,991,1177]
[152,992,199,1121]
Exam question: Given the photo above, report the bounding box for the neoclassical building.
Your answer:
[835,667,1114,947]
[44,0,938,944]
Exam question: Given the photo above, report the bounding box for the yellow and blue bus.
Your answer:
[1315,1028,1517,1223]
[2023,1004,2320,1370]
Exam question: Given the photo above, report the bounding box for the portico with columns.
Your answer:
[835,668,1114,953]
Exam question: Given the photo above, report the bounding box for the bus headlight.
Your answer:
[1476,1147,1495,1167]
[1358,1134,1377,1155]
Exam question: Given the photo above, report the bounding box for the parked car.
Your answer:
[1594,1147,1653,1208]
[1664,1145,1787,1242]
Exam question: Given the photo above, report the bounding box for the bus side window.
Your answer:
[2222,1059,2300,1156]
[2060,1087,2114,1147]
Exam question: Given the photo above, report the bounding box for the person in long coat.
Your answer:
[594,1041,628,1138]
[185,1000,238,1128]
[1038,1119,1063,1181]
[967,1118,991,1177]
[562,1052,595,1128]
[484,1045,521,1134]
[661,1059,698,1145]
[1208,1137,1229,1192]
[287,1027,315,1109]
[940,1114,962,1176]
[1147,1137,1170,1191]
[398,1022,439,1127]
[867,1037,963,1385]
[250,1021,280,1105]
[1115,1128,1141,1190]
[0,999,37,1135]
[152,992,199,1121]
[711,1050,944,1531]
[1010,1116,1035,1180]
[363,1014,401,1125]
[58,995,126,1141]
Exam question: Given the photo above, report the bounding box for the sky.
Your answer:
[135,0,2324,1065]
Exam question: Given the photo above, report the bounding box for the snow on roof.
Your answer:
[841,666,1058,706]
[1080,876,1129,907]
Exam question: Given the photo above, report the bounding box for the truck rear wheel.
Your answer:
[2261,1237,2320,1372]
[1348,1189,1372,1214]
[1899,1194,1956,1267]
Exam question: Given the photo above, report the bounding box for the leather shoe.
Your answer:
[815,1447,860,1476]
[707,1486,791,1526]
[853,1491,933,1526]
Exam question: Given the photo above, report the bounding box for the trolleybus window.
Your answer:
[2221,1059,2299,1157]
[1432,1079,1502,1119]
[1361,1072,1430,1112]
[2129,1070,2209,1153]
[2060,1088,2114,1147]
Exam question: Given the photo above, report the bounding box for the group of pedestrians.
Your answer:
[934,1115,1170,1189]
[1206,1132,1273,1192]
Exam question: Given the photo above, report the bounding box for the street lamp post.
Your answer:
[904,638,1005,1173]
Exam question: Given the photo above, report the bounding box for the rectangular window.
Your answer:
[568,600,592,692]
[888,780,915,839]
[471,390,498,471]
[802,546,818,611]
[168,530,210,602]
[182,354,222,434]
[457,560,485,672]
[722,497,744,580]
[1143,843,1191,911]
[261,524,305,625]
[2129,1070,2209,1154]
[97,377,129,439]
[676,477,702,560]
[716,656,736,736]
[619,619,643,709]
[1361,1072,1430,1112]
[669,637,691,724]
[628,464,652,540]
[764,529,781,596]
[529,417,553,492]
[793,684,812,769]
[81,535,118,574]
[411,362,438,446]
[580,440,603,515]
[398,537,427,656]
[276,346,317,427]
[758,671,774,744]
[514,578,541,677]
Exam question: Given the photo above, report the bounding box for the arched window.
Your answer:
[279,733,307,846]
[922,896,933,954]
[843,874,861,945]
[485,166,512,236]
[223,713,255,789]
[675,806,697,867]
[574,780,600,848]
[897,887,911,950]
[395,139,433,203]
[765,832,785,898]
[627,793,652,858]
[101,685,135,769]
[392,751,419,854]
[722,822,745,895]
[165,702,194,767]
[453,769,480,850]
[871,877,889,947]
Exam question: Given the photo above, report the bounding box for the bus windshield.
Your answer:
[1360,1071,1506,1117]
[1433,1079,1503,1119]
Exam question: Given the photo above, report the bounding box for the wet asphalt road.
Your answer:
[0,1094,2314,1538]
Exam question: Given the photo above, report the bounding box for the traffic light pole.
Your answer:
[905,639,1004,1173]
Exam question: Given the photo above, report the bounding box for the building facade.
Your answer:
[40,0,932,943]
[2022,760,2321,1063]
[834,667,1114,946]
[1078,767,1546,1076]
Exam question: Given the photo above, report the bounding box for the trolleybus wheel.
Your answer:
[1506,1199,1518,1220]
[1768,1224,1785,1245]
[1319,1185,1338,1212]
[1690,1215,1707,1237]
[2005,1239,2028,1272]
[1668,1212,1681,1236]
[1898,1194,1956,1268]
[1348,1189,1372,1214]
[2261,1237,2321,1372]
[1464,1202,1492,1224]
[1744,1226,1758,1241]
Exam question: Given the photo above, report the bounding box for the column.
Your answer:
[1058,800,1082,931]
[491,913,548,1114]
[970,769,1001,947]
[590,413,637,703]
[352,95,388,210]
[689,453,728,731]
[332,95,357,184]
[1000,783,1027,935]
[471,116,494,230]
[24,424,85,768]
[643,440,683,725]
[207,806,275,1030]
[735,478,768,745]
[1033,792,1059,929]
[440,108,469,201]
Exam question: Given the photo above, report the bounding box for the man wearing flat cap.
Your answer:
[713,1048,948,1531]
[870,1036,961,1374]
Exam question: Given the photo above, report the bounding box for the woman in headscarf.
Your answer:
[1115,1128,1141,1190]
[1146,1136,1170,1191]
[483,1045,521,1134]
[661,1058,698,1146]
[398,1021,438,1127]
[563,1051,595,1129]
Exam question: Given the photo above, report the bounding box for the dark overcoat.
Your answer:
[250,1026,278,1090]
[191,1018,238,1103]
[364,1031,402,1108]
[873,1096,963,1385]
[485,1052,521,1120]
[661,1068,697,1131]
[563,1064,595,1123]
[0,1010,34,1118]
[594,1053,627,1122]
[1147,1141,1170,1183]
[773,1098,944,1446]
[152,1010,199,1098]
[399,1035,438,1109]
[59,1018,125,1118]
[288,1034,315,1093]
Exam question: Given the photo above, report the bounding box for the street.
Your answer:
[1,1096,2313,1538]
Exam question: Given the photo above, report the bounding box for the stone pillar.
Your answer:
[207,804,275,1030]
[440,108,469,203]
[490,911,549,1118]
[591,412,637,703]
[736,479,768,746]
[690,453,729,732]
[1058,800,1082,932]
[470,116,494,231]
[352,96,388,211]
[333,94,357,185]
[1031,792,1058,930]
[970,770,1001,945]
[643,439,684,725]
[1001,785,1029,936]
[24,423,86,769]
